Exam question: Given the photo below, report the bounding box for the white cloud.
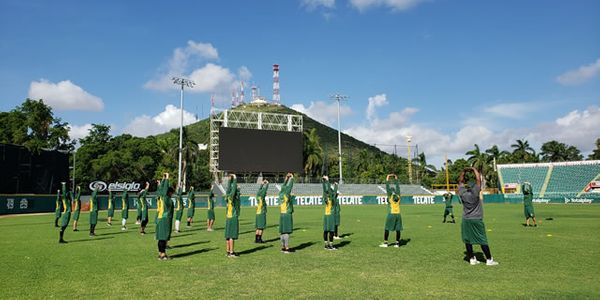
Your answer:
[28,79,104,111]
[169,41,219,74]
[366,93,388,120]
[238,66,252,81]
[291,101,353,126]
[123,104,197,137]
[144,41,250,101]
[188,63,236,93]
[483,102,541,119]
[342,94,600,168]
[68,123,93,141]
[302,0,336,10]
[349,0,427,12]
[556,58,600,86]
[538,106,600,149]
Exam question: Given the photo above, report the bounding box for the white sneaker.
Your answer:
[379,242,389,248]
[393,243,400,248]
[333,236,342,240]
[486,259,499,266]
[469,258,480,265]
[121,227,126,231]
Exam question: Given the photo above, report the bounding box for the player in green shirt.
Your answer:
[186,187,195,228]
[138,182,150,235]
[121,189,129,231]
[54,189,61,227]
[442,192,456,223]
[522,182,537,227]
[379,174,403,248]
[156,173,173,260]
[58,182,71,244]
[322,176,337,250]
[89,187,99,237]
[225,174,240,257]
[279,173,295,253]
[106,189,115,226]
[174,187,184,233]
[207,185,215,231]
[255,180,269,243]
[71,186,82,231]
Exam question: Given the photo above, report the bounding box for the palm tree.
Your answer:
[511,139,536,162]
[303,128,323,178]
[412,152,437,183]
[589,138,600,160]
[466,144,491,188]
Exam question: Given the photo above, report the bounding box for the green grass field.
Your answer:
[1,204,599,299]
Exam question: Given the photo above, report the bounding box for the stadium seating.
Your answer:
[544,164,600,197]
[498,161,600,197]
[498,165,548,194]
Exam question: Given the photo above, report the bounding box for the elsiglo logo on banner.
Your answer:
[89,181,141,192]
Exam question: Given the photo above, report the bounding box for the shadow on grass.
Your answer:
[291,241,315,252]
[172,241,209,249]
[339,233,353,238]
[399,238,411,246]
[240,225,278,235]
[171,233,194,238]
[237,245,273,255]
[463,251,485,262]
[334,240,351,249]
[96,231,129,237]
[67,236,114,243]
[263,237,281,243]
[170,247,218,258]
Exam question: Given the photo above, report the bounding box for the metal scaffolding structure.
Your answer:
[209,109,303,172]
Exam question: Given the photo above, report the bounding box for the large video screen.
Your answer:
[219,127,303,173]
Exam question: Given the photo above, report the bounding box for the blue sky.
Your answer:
[1,0,599,166]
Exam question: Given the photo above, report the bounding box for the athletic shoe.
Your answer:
[207,228,214,232]
[469,258,480,265]
[73,229,79,232]
[176,230,180,233]
[282,248,291,254]
[333,236,342,240]
[329,246,338,251]
[379,242,389,248]
[89,233,95,237]
[140,231,146,235]
[393,242,400,248]
[486,259,499,266]
[231,252,239,257]
[160,255,170,261]
[324,245,330,250]
[59,239,68,244]
[121,227,126,231]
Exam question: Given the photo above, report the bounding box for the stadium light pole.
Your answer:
[172,77,195,190]
[406,135,413,184]
[331,93,348,184]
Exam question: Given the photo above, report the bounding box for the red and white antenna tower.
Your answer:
[272,64,280,105]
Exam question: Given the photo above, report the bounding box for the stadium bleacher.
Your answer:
[498,161,600,197]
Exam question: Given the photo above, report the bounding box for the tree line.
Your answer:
[2,99,599,191]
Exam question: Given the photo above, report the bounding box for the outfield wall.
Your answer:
[2,193,599,215]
